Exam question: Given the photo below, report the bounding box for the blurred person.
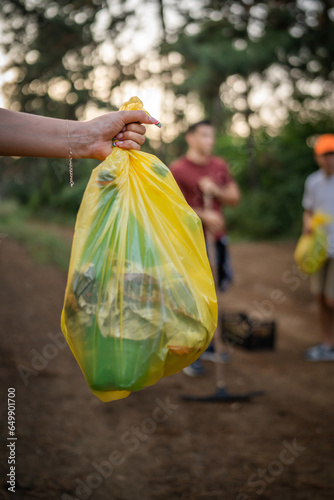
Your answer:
[0,107,161,160]
[303,134,334,361]
[170,120,240,376]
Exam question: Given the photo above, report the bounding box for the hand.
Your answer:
[198,176,219,197]
[303,224,312,235]
[75,110,161,160]
[302,210,313,235]
[202,209,225,234]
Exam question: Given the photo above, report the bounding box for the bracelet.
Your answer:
[66,120,74,188]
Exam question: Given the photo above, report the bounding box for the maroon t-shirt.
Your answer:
[170,155,232,238]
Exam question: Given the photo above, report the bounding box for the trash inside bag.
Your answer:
[294,211,332,274]
[61,97,217,402]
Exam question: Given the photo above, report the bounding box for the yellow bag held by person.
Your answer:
[294,211,332,274]
[61,97,217,402]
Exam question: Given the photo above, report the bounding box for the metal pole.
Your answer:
[203,193,227,390]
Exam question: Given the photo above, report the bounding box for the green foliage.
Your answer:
[219,116,334,239]
[0,200,72,270]
[163,0,334,117]
[160,0,334,240]
[162,0,334,200]
[1,0,334,244]
[0,0,133,117]
[0,0,140,216]
[49,176,91,213]
[0,155,96,217]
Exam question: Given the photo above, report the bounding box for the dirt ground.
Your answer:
[0,236,333,500]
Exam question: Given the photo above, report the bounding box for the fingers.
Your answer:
[113,122,147,150]
[113,136,145,151]
[126,122,146,134]
[212,222,224,233]
[120,110,161,128]
[207,222,221,234]
[115,123,146,139]
[113,130,145,148]
[105,110,161,152]
[115,110,161,151]
[198,177,213,191]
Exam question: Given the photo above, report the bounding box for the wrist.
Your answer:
[214,186,225,202]
[68,121,95,160]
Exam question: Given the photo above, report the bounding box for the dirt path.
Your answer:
[0,237,333,500]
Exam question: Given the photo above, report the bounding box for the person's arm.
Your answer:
[0,108,160,161]
[303,209,313,234]
[198,177,240,206]
[301,177,314,234]
[193,207,225,234]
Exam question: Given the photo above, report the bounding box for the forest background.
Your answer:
[1,0,333,240]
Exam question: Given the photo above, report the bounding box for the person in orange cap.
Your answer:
[303,134,334,361]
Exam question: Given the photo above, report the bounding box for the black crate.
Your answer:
[220,312,276,351]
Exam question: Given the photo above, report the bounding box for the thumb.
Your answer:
[121,110,161,128]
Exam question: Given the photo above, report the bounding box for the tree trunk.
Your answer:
[157,0,167,42]
[245,81,259,191]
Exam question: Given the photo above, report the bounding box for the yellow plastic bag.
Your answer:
[61,97,217,402]
[294,211,332,274]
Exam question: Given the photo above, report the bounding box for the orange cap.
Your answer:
[314,134,334,156]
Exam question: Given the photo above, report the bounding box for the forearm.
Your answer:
[303,209,313,233]
[215,183,240,206]
[193,207,225,234]
[0,108,89,159]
